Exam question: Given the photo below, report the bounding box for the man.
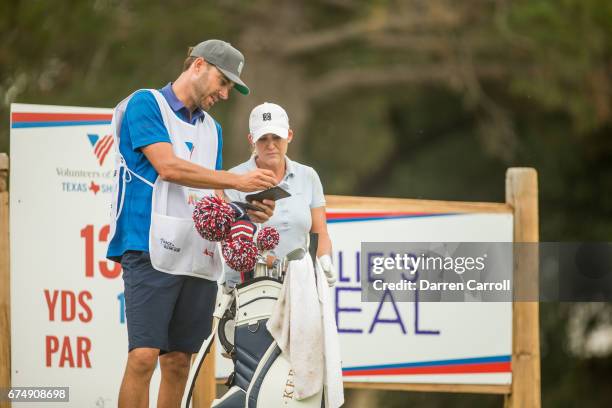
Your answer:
[106,39,276,408]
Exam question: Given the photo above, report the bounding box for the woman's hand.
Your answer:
[247,199,276,223]
[265,254,277,268]
[318,254,337,287]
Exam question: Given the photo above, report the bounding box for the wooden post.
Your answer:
[192,339,216,407]
[0,153,10,408]
[505,168,541,408]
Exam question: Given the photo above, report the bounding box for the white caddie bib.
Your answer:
[108,89,222,280]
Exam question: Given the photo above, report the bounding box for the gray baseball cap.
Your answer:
[190,39,249,95]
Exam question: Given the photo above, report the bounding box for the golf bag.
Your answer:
[182,234,325,408]
[211,275,323,408]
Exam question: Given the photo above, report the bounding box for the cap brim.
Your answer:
[252,126,289,141]
[217,67,250,95]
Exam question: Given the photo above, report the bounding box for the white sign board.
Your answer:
[9,103,163,407]
[327,211,512,384]
[217,212,513,385]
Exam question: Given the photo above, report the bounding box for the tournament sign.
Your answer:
[326,209,512,385]
[216,207,513,386]
[9,103,162,407]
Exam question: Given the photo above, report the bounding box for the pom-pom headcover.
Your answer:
[257,227,280,251]
[222,239,259,272]
[222,220,258,272]
[193,196,235,242]
[192,196,281,277]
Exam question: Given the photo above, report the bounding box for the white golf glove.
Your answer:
[318,254,337,287]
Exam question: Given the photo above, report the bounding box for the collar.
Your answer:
[160,83,205,123]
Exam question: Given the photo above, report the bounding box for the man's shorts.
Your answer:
[121,250,217,354]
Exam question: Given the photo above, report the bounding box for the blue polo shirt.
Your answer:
[107,84,223,261]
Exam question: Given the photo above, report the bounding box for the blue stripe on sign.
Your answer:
[327,213,458,224]
[343,355,512,371]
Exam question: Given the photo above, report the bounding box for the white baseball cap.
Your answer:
[249,102,289,141]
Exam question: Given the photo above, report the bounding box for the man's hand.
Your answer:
[247,199,275,223]
[234,169,277,192]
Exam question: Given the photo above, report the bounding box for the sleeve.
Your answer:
[310,168,326,208]
[215,120,223,170]
[124,90,171,151]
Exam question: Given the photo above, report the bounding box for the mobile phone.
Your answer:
[245,186,291,203]
[232,201,264,213]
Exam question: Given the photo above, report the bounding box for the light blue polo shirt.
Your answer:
[107,84,223,261]
[223,156,325,285]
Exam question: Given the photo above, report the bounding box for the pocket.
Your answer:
[149,212,195,274]
[192,232,223,280]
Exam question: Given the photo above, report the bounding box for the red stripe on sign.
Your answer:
[98,137,114,165]
[12,112,113,123]
[343,362,511,377]
[326,211,431,219]
[100,135,113,153]
[95,136,111,158]
[94,135,108,156]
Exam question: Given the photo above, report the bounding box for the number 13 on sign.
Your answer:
[80,224,122,278]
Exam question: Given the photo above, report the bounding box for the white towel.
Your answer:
[314,256,345,408]
[266,254,344,407]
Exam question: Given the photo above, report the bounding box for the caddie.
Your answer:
[106,39,277,408]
